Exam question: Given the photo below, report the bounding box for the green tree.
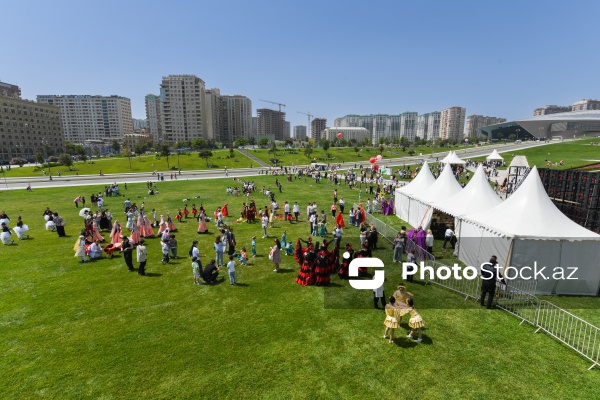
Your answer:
[247,137,256,145]
[111,140,121,154]
[198,150,213,167]
[191,138,206,150]
[321,139,330,157]
[378,137,388,146]
[229,147,235,158]
[348,138,357,146]
[354,146,360,155]
[159,144,171,168]
[497,133,505,141]
[408,150,415,156]
[134,143,146,160]
[59,153,73,167]
[284,138,293,147]
[233,138,248,148]
[379,144,384,155]
[258,138,270,148]
[304,144,313,159]
[123,144,133,170]
[508,134,517,141]
[91,148,99,157]
[35,150,45,165]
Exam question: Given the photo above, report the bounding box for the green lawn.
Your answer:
[1,174,600,398]
[2,150,255,178]
[247,143,495,167]
[469,138,600,170]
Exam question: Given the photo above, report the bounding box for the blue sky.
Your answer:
[2,0,599,131]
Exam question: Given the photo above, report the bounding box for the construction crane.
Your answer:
[259,99,286,112]
[297,111,313,140]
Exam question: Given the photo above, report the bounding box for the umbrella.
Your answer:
[79,208,91,217]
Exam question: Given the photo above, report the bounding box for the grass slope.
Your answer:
[1,176,599,399]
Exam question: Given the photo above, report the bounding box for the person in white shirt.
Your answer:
[226,255,237,285]
[426,229,434,255]
[261,214,269,238]
[284,201,291,223]
[443,227,454,249]
[373,281,385,309]
[309,213,317,236]
[293,202,300,222]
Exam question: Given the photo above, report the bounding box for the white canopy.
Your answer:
[395,161,436,223]
[433,165,502,217]
[446,152,466,165]
[461,166,598,240]
[456,166,600,295]
[440,151,453,163]
[486,149,504,162]
[397,161,436,195]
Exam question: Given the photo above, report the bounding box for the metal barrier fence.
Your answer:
[354,208,600,369]
[535,301,600,370]
[424,260,481,301]
[495,278,539,326]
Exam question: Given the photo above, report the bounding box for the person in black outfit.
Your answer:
[203,259,220,284]
[121,236,135,272]
[53,213,66,237]
[369,226,378,250]
[480,255,502,309]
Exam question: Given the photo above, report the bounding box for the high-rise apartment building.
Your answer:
[439,106,466,141]
[285,121,291,138]
[533,105,572,116]
[321,127,370,143]
[311,118,327,141]
[219,95,252,145]
[293,125,307,140]
[145,94,162,143]
[426,112,441,141]
[572,99,600,111]
[465,115,506,137]
[257,109,286,140]
[400,112,418,142]
[204,89,221,142]
[0,95,64,163]
[37,95,133,143]
[0,81,21,99]
[132,118,147,131]
[160,75,207,143]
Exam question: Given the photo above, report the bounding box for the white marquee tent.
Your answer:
[404,163,463,228]
[433,165,502,218]
[456,166,600,295]
[486,149,504,162]
[395,161,436,224]
[446,152,466,165]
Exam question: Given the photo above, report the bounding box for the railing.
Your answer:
[535,301,600,370]
[357,208,600,369]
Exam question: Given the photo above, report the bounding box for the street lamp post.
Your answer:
[42,138,52,178]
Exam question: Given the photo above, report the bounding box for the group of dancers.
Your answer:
[1,211,30,245]
[383,283,425,344]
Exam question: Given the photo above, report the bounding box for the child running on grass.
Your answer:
[251,236,257,257]
[406,298,425,343]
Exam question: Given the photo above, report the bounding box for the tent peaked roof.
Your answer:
[462,166,600,240]
[486,149,504,161]
[416,163,463,204]
[398,161,436,195]
[510,156,529,168]
[433,165,502,217]
[446,152,466,165]
[440,151,454,163]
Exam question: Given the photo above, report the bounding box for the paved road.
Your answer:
[0,141,556,191]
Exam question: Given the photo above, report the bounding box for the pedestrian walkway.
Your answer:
[236,149,269,167]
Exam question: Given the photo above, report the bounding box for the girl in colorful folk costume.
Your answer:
[383,296,409,344]
[406,298,425,342]
[13,216,29,240]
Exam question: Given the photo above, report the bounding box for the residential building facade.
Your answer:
[219,95,252,145]
[160,74,207,143]
[37,95,133,143]
[257,109,286,140]
[293,125,307,140]
[465,115,507,138]
[311,118,327,141]
[439,106,466,141]
[0,81,21,99]
[145,94,162,143]
[533,105,572,116]
[572,99,600,111]
[0,96,64,163]
[321,127,370,143]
